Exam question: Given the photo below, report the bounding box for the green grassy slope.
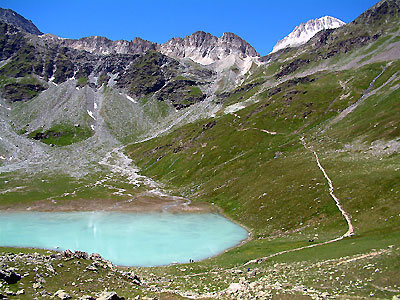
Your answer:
[123,58,400,297]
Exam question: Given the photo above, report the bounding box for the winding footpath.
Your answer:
[242,137,355,267]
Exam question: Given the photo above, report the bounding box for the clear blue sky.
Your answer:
[2,0,379,55]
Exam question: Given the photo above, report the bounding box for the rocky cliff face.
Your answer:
[160,31,260,65]
[271,16,345,53]
[0,8,42,35]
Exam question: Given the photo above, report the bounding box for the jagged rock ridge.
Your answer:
[42,35,157,55]
[0,8,42,35]
[271,16,345,53]
[42,30,260,66]
[160,31,260,65]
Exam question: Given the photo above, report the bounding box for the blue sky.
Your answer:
[2,0,378,55]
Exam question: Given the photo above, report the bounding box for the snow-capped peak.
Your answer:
[271,16,345,53]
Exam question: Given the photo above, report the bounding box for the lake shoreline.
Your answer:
[0,192,216,214]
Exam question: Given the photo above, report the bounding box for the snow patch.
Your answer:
[125,94,136,104]
[87,110,96,120]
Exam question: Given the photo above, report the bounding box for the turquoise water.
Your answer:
[0,212,248,266]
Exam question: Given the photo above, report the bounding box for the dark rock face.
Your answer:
[275,59,310,79]
[2,80,46,102]
[117,51,179,97]
[0,22,26,60]
[156,79,206,110]
[31,130,62,141]
[0,8,42,35]
[0,268,22,284]
[216,81,263,103]
[267,76,315,97]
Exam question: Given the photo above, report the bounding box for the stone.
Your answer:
[16,289,25,295]
[54,289,72,300]
[4,288,15,296]
[0,268,22,284]
[32,282,42,289]
[96,291,124,300]
[74,251,89,259]
[62,249,73,258]
[79,296,95,300]
[89,253,103,260]
[86,265,98,272]
[226,282,243,294]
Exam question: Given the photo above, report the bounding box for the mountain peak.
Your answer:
[0,7,42,35]
[271,16,345,53]
[160,31,259,65]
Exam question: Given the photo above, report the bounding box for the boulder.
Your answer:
[89,253,103,260]
[74,251,89,259]
[79,296,95,300]
[0,268,21,284]
[54,289,72,300]
[96,291,124,300]
[62,249,73,258]
[226,282,243,294]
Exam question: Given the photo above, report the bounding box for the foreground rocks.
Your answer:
[0,250,139,299]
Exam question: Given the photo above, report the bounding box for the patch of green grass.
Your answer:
[28,123,93,146]
[76,76,88,88]
[188,86,203,97]
[173,75,190,81]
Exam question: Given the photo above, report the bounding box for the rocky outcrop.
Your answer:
[0,8,42,35]
[156,78,206,109]
[353,0,400,25]
[160,31,259,65]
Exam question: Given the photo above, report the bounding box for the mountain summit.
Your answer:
[271,16,345,53]
[0,8,42,35]
[160,31,260,65]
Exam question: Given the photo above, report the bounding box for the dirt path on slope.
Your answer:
[240,136,355,266]
[300,137,354,237]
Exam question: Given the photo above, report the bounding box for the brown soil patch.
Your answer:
[0,192,216,214]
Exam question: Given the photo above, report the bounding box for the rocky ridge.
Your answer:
[160,31,260,65]
[42,30,260,67]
